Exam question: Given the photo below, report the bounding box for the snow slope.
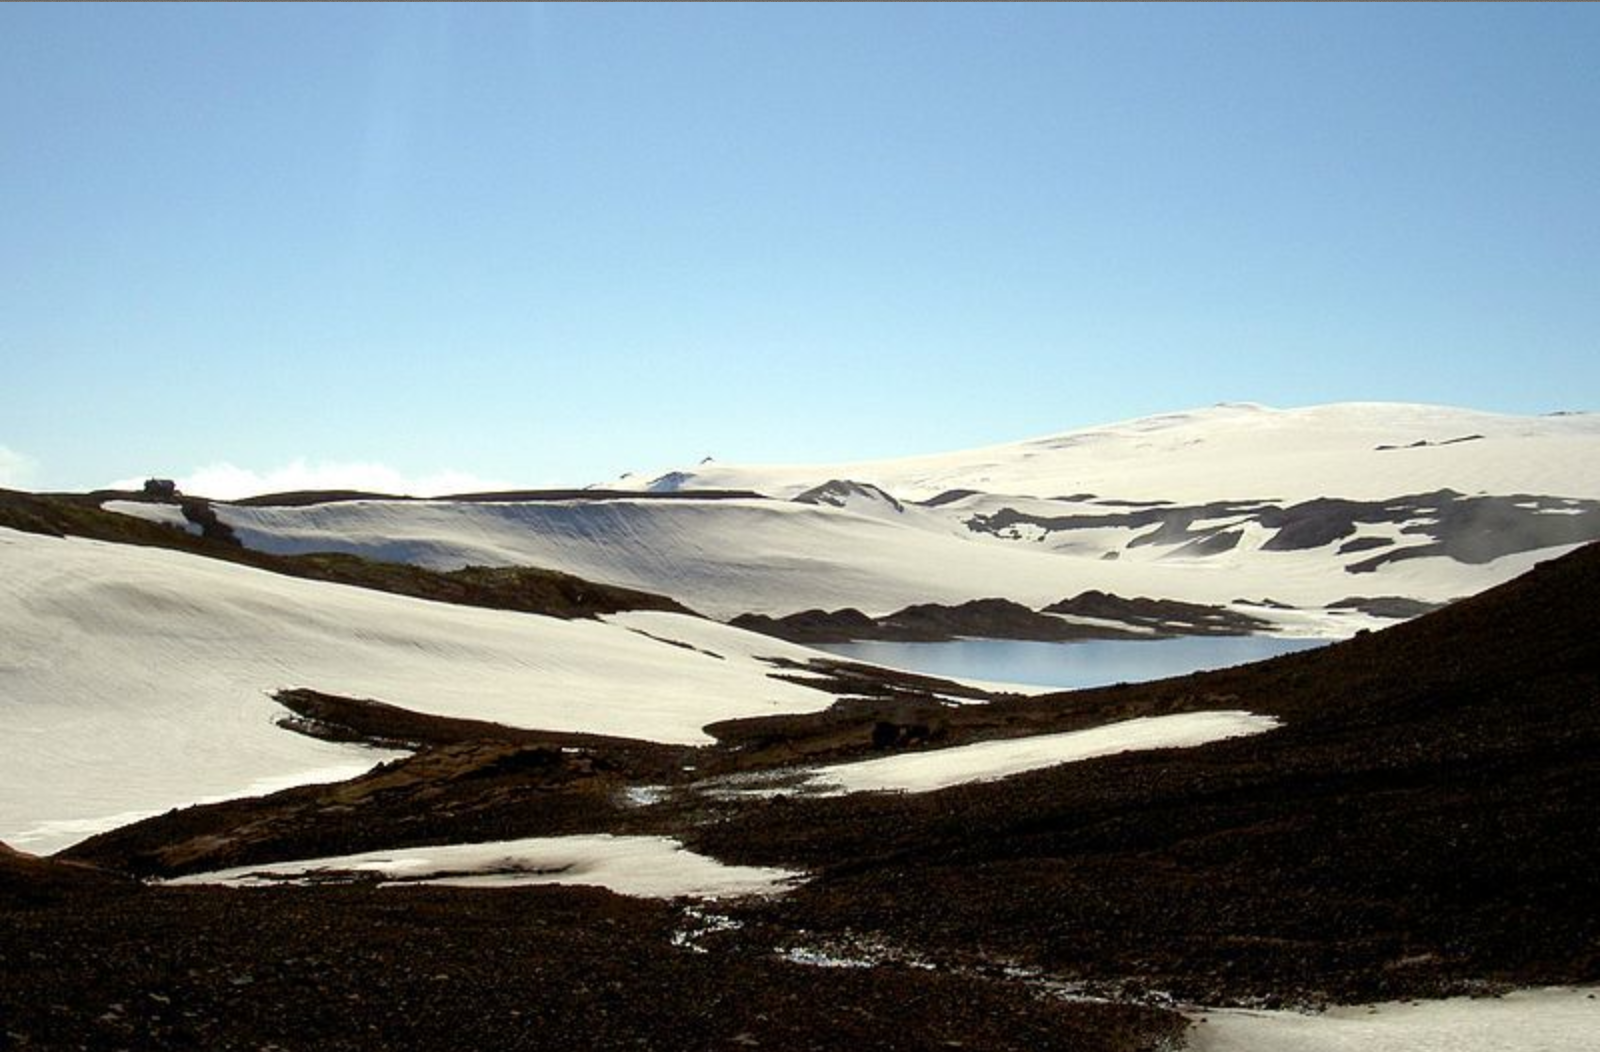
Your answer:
[0,528,838,854]
[1187,986,1600,1052]
[189,493,1577,628]
[213,496,1285,621]
[619,402,1600,503]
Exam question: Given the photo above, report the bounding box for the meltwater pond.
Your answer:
[813,635,1329,691]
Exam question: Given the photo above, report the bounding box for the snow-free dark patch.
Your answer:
[962,489,1600,569]
[734,592,1268,643]
[792,479,905,513]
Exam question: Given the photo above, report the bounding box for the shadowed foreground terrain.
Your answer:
[715,542,1600,1005]
[0,876,1175,1052]
[3,533,1598,1049]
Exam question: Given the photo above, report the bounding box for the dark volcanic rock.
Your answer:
[963,489,1600,570]
[732,598,1156,644]
[1328,595,1448,619]
[1375,433,1484,450]
[734,592,1271,644]
[1347,493,1600,571]
[792,479,905,513]
[730,607,879,644]
[1043,591,1270,636]
[1169,528,1243,556]
[1258,496,1375,551]
[965,500,1270,549]
[0,886,1182,1052]
[917,488,985,507]
[874,598,1094,642]
[178,497,240,545]
[0,842,128,906]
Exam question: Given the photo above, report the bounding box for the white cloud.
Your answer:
[0,445,38,489]
[108,460,513,501]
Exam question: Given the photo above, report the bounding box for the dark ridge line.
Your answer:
[730,593,1268,645]
[232,487,771,507]
[1374,434,1485,451]
[917,489,982,507]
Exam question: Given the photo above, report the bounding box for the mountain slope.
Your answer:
[142,403,1600,630]
[0,526,838,855]
[620,402,1600,502]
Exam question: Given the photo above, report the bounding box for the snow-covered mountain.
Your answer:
[617,402,1600,503]
[118,403,1600,632]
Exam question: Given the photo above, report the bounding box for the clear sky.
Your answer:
[3,3,1597,496]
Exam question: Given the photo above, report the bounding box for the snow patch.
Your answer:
[805,711,1279,794]
[102,500,202,536]
[1045,612,1163,635]
[618,785,669,808]
[163,834,802,900]
[1187,986,1600,1052]
[707,712,1280,799]
[671,906,744,953]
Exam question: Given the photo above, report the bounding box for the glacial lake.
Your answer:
[812,635,1331,691]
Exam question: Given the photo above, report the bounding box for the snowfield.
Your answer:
[163,834,802,900]
[1187,986,1600,1052]
[0,528,839,854]
[228,494,1576,625]
[113,404,1598,628]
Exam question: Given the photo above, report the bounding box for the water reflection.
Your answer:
[812,635,1329,690]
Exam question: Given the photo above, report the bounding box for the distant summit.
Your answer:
[793,480,905,514]
[647,471,696,493]
[609,401,1600,503]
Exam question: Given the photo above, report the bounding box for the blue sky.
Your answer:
[3,3,1597,495]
